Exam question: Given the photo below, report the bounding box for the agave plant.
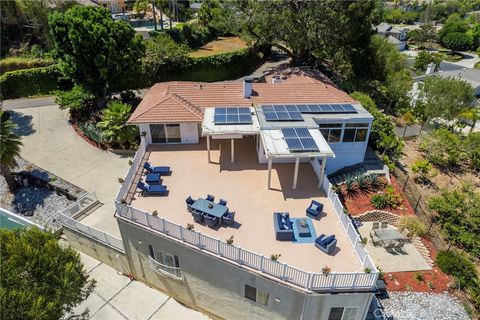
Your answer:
[344,173,356,194]
[366,174,381,190]
[355,174,369,191]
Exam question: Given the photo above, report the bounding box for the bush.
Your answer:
[384,185,403,208]
[55,86,96,115]
[464,132,480,171]
[436,250,478,288]
[371,194,388,209]
[0,57,52,75]
[420,129,462,167]
[413,51,441,72]
[411,158,434,183]
[399,216,426,237]
[0,66,71,99]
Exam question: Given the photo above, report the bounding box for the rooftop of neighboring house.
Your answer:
[437,68,480,91]
[127,69,360,124]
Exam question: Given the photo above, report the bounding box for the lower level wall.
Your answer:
[117,218,373,320]
[63,228,131,276]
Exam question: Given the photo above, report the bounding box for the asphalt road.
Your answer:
[2,96,56,110]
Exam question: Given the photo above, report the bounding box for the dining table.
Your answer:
[190,199,228,218]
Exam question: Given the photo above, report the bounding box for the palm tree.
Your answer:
[0,110,23,191]
[97,101,138,148]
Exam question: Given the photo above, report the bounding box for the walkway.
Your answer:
[6,103,129,236]
[73,250,209,320]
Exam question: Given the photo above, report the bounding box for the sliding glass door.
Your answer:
[150,124,181,143]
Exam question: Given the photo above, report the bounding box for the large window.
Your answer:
[328,307,358,320]
[150,124,181,143]
[148,245,180,269]
[319,123,343,142]
[244,285,269,306]
[343,123,369,143]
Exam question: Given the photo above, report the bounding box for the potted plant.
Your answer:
[322,266,331,276]
[118,177,125,183]
[152,210,158,217]
[270,253,281,261]
[187,223,194,230]
[360,237,368,246]
[364,267,372,274]
[226,235,234,245]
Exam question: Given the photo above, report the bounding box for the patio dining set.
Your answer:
[136,162,171,196]
[370,222,409,254]
[186,194,235,228]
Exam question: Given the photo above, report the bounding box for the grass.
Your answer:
[189,36,248,57]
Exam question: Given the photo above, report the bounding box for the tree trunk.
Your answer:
[160,6,163,30]
[0,164,19,192]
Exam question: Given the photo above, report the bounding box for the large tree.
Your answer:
[0,228,95,320]
[0,110,22,192]
[48,6,144,104]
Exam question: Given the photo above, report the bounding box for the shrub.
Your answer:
[384,185,403,208]
[371,194,388,209]
[344,173,356,194]
[0,66,70,99]
[413,51,441,72]
[270,253,281,261]
[355,174,369,191]
[55,85,96,116]
[464,132,480,171]
[97,101,138,148]
[414,272,424,282]
[411,158,433,183]
[420,129,463,167]
[399,216,426,237]
[366,174,382,190]
[0,57,52,75]
[436,250,478,288]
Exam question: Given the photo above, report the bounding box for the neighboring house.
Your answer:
[78,0,126,13]
[375,22,408,51]
[190,2,202,11]
[113,71,378,320]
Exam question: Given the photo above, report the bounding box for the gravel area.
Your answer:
[381,292,471,320]
[1,158,86,231]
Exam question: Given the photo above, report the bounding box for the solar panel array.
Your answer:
[262,104,357,122]
[214,107,252,124]
[281,128,319,152]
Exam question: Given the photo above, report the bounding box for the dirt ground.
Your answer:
[398,139,480,198]
[189,36,247,57]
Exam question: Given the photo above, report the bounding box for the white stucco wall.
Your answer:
[138,124,152,144]
[325,141,369,174]
[180,123,199,144]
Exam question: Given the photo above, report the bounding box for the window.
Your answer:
[244,285,269,306]
[328,307,358,320]
[149,245,180,268]
[150,124,182,143]
[318,123,342,143]
[343,123,369,142]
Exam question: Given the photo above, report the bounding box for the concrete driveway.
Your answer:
[7,104,129,236]
[74,250,209,320]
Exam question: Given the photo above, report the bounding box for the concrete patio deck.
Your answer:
[358,222,431,272]
[129,137,362,273]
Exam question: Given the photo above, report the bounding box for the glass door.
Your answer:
[165,124,181,143]
[150,124,166,143]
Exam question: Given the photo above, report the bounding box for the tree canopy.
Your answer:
[0,110,22,191]
[0,228,95,320]
[48,6,144,102]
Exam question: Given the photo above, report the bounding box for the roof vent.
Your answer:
[272,75,282,84]
[243,77,253,98]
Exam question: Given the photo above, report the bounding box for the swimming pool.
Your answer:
[0,208,43,230]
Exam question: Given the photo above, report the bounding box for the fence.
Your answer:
[321,176,377,272]
[59,190,98,219]
[115,201,378,292]
[392,168,448,251]
[115,138,147,203]
[60,212,125,253]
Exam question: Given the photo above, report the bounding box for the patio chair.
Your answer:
[381,222,388,229]
[137,182,167,196]
[370,233,381,246]
[223,211,235,226]
[372,222,380,230]
[185,196,195,212]
[193,211,204,223]
[384,242,396,253]
[306,200,324,219]
[143,162,171,175]
[218,198,227,206]
[401,228,410,238]
[206,194,215,202]
[205,215,219,228]
[394,242,405,253]
[314,234,337,255]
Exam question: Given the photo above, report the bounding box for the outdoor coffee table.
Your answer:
[295,219,311,237]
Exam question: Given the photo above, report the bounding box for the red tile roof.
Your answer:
[128,74,357,124]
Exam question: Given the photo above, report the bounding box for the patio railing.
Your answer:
[322,177,377,271]
[59,190,98,219]
[115,138,147,203]
[115,201,378,292]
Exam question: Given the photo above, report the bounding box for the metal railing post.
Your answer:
[179,226,184,241]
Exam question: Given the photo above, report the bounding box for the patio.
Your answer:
[129,137,362,273]
[357,222,431,272]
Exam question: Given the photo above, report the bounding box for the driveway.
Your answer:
[6,103,130,236]
[73,250,209,320]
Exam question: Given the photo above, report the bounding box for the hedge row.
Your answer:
[0,66,71,99]
[0,57,52,75]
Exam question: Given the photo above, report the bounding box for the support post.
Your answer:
[206,135,211,163]
[267,157,272,190]
[231,139,234,163]
[318,156,327,188]
[293,156,300,189]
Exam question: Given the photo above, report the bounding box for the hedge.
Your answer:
[0,57,52,75]
[0,66,71,99]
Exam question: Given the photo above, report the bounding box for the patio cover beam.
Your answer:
[318,156,327,188]
[231,139,234,163]
[207,134,211,163]
[293,156,300,189]
[267,157,272,190]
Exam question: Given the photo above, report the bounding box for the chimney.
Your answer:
[243,77,253,98]
[425,62,436,75]
[272,75,282,84]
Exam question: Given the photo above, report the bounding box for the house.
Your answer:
[77,0,126,13]
[115,71,377,320]
[375,23,408,51]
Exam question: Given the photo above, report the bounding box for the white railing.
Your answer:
[60,190,98,218]
[115,138,147,202]
[149,256,182,280]
[322,177,377,271]
[115,201,378,292]
[59,212,125,253]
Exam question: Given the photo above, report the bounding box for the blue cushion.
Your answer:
[323,235,335,245]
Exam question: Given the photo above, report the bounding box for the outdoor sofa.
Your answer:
[273,212,294,241]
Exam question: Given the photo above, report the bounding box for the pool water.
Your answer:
[0,210,25,230]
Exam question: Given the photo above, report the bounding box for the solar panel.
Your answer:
[214,107,252,124]
[264,111,278,121]
[262,104,357,118]
[296,104,310,113]
[341,104,357,112]
[330,104,344,112]
[281,128,319,152]
[263,105,304,121]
